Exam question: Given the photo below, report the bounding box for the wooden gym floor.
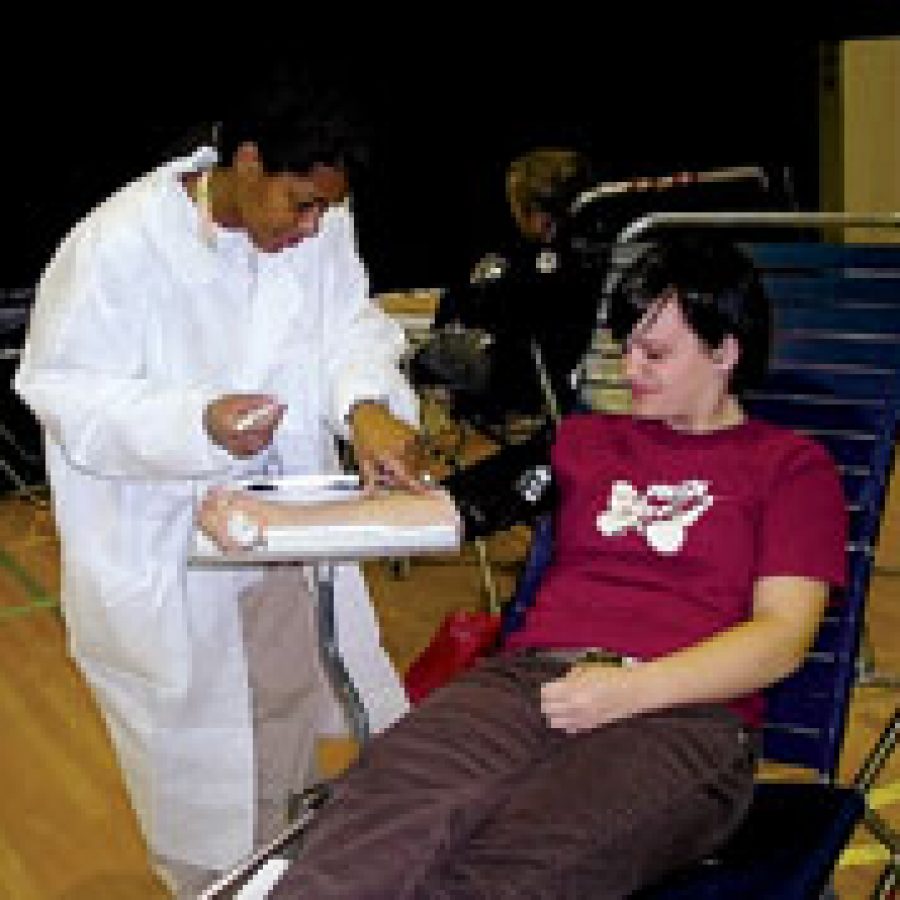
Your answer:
[0,480,897,899]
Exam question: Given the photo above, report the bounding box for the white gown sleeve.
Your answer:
[14,220,233,481]
[319,207,419,432]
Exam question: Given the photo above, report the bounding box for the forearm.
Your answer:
[266,491,448,526]
[629,614,815,715]
[541,593,825,734]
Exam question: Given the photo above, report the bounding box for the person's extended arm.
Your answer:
[197,484,455,552]
[540,575,827,733]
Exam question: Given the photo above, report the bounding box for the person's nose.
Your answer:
[622,346,641,381]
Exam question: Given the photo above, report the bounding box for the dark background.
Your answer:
[0,22,893,488]
[4,22,894,294]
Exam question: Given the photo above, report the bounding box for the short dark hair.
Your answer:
[607,236,772,392]
[216,76,368,178]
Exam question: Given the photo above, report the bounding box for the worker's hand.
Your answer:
[204,394,286,458]
[539,664,644,733]
[197,487,270,552]
[348,401,425,493]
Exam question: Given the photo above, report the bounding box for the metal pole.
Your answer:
[314,562,370,745]
[198,788,327,899]
[617,210,900,243]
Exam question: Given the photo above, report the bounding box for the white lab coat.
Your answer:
[14,148,417,869]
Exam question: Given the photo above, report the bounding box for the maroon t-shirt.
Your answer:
[506,413,847,725]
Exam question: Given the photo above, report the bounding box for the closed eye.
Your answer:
[296,200,326,215]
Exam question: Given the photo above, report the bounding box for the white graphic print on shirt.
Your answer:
[596,479,714,554]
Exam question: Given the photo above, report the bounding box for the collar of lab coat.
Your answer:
[145,146,255,285]
[144,145,349,286]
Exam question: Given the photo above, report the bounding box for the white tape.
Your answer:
[227,511,263,548]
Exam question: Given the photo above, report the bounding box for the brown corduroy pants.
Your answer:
[271,652,756,900]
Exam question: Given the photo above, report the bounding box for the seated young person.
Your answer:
[202,237,848,899]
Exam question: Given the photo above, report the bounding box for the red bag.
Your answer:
[403,609,502,704]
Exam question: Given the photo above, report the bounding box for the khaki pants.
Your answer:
[154,566,340,897]
[242,566,343,844]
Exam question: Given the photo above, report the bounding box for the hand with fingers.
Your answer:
[204,394,286,459]
[539,663,645,733]
[348,401,426,493]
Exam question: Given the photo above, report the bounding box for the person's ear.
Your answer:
[232,141,263,174]
[712,335,740,375]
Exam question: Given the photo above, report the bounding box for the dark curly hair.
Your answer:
[216,72,368,178]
